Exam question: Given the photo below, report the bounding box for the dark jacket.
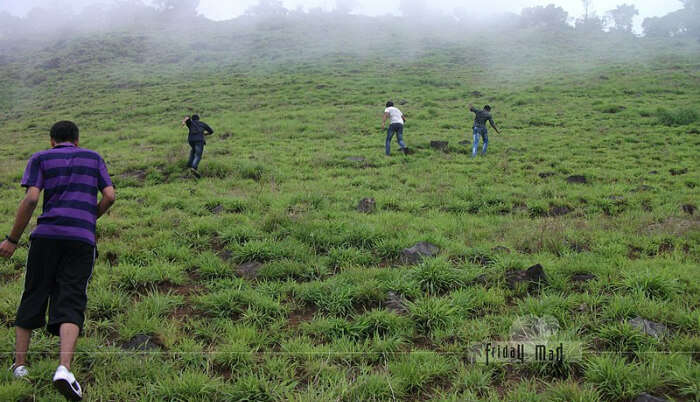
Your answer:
[186,118,214,143]
[469,107,496,129]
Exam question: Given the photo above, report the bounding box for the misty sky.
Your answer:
[0,0,684,27]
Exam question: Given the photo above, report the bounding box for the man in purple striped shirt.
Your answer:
[0,121,115,401]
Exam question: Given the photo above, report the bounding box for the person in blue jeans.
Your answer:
[381,101,408,155]
[468,104,501,157]
[181,114,214,177]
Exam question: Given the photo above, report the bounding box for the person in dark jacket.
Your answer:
[468,104,501,157]
[181,114,214,177]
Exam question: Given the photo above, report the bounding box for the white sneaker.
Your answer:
[53,365,83,401]
[11,364,28,378]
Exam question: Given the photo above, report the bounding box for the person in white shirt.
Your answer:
[381,101,408,155]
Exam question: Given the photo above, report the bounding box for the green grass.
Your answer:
[0,21,698,401]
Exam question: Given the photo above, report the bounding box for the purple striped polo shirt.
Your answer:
[21,143,113,246]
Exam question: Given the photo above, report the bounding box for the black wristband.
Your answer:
[5,235,19,245]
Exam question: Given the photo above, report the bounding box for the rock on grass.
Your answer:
[236,261,263,280]
[628,317,668,339]
[357,198,376,213]
[400,242,440,265]
[506,264,548,290]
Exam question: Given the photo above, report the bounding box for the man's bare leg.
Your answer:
[58,323,79,370]
[14,326,32,366]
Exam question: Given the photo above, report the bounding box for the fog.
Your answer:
[0,0,684,31]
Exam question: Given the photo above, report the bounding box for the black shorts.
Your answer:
[15,238,95,336]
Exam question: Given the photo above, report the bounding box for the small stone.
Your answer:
[628,317,668,339]
[236,261,263,280]
[219,250,233,261]
[357,198,376,214]
[491,246,511,254]
[506,264,548,290]
[566,175,587,184]
[211,205,224,214]
[122,334,161,351]
[682,204,696,215]
[399,99,408,105]
[548,206,571,216]
[669,168,687,176]
[570,273,596,282]
[400,242,440,265]
[430,141,449,151]
[538,172,555,179]
[471,91,483,97]
[385,292,408,314]
[634,393,668,402]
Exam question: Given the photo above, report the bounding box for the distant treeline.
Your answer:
[0,0,698,41]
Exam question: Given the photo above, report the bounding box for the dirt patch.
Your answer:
[647,217,700,236]
[548,206,571,217]
[105,251,119,267]
[566,175,587,184]
[288,306,317,328]
[121,334,165,351]
[357,197,376,213]
[118,169,147,181]
[236,261,263,280]
[430,141,449,151]
[669,168,688,176]
[682,204,696,215]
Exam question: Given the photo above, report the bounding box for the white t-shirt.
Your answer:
[384,106,404,125]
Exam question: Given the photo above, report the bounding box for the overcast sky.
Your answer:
[0,0,684,25]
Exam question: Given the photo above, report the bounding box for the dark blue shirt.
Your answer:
[185,119,214,143]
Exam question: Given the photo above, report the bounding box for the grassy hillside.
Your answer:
[0,26,698,401]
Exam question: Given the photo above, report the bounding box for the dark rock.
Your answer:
[122,334,161,351]
[688,128,699,134]
[649,170,658,175]
[458,140,469,146]
[669,168,688,176]
[105,252,119,267]
[608,195,625,202]
[549,206,571,217]
[219,250,233,261]
[628,317,668,339]
[491,246,511,254]
[538,172,555,179]
[599,75,609,80]
[471,91,483,97]
[634,392,668,402]
[399,99,408,105]
[470,274,489,286]
[345,156,365,162]
[211,205,224,214]
[566,175,587,184]
[402,147,416,155]
[682,204,696,215]
[236,261,263,280]
[400,242,440,265]
[570,273,596,282]
[506,264,548,290]
[385,292,408,314]
[430,141,449,151]
[357,197,376,213]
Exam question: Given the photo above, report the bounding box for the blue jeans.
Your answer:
[187,141,204,169]
[472,127,488,157]
[386,123,407,155]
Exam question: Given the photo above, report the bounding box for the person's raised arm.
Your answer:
[181,116,190,127]
[97,186,116,218]
[0,187,41,258]
[382,112,388,130]
[468,103,477,113]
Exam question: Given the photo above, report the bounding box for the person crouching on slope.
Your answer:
[181,114,214,178]
[382,101,408,156]
[468,103,501,157]
[0,121,115,401]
